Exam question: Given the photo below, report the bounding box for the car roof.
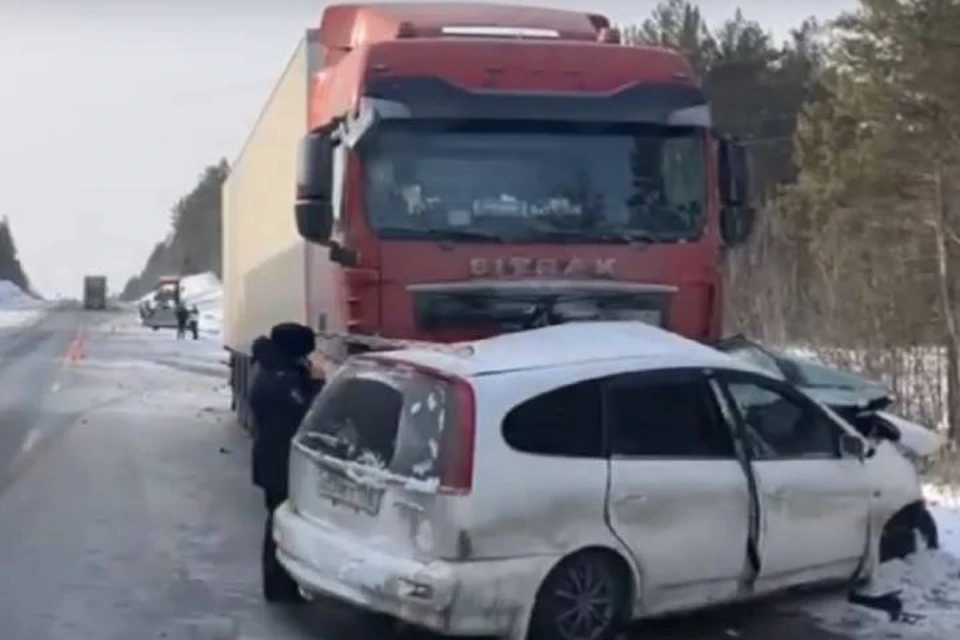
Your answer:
[370,321,767,379]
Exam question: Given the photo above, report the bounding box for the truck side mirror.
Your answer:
[295,129,336,245]
[718,137,756,247]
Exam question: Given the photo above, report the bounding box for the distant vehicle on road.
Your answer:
[140,276,183,330]
[82,275,107,310]
[275,321,935,640]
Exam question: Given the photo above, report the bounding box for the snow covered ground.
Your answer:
[928,484,960,556]
[794,485,960,638]
[127,272,226,377]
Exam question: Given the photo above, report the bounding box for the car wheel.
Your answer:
[528,551,629,640]
[880,505,939,562]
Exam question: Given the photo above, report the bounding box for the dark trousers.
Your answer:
[262,491,301,600]
[176,319,187,339]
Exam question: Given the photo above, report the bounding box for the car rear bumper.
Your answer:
[273,501,545,637]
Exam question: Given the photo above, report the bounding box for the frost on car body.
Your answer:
[274,322,929,640]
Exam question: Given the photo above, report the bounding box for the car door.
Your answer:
[604,368,752,613]
[715,371,871,589]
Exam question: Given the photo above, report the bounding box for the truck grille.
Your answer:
[409,281,674,332]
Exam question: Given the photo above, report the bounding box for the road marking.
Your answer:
[19,428,41,456]
[9,427,43,472]
[63,327,87,366]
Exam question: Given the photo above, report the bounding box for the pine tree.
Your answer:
[0,217,32,293]
[122,160,229,300]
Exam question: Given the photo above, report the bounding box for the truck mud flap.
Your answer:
[229,350,255,434]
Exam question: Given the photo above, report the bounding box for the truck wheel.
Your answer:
[880,505,939,562]
[528,551,629,640]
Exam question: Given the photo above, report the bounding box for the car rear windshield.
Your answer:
[296,359,456,480]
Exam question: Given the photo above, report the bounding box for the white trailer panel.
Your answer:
[222,32,318,353]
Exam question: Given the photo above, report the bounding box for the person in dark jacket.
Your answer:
[187,305,200,340]
[174,303,189,339]
[249,322,323,603]
[243,335,273,437]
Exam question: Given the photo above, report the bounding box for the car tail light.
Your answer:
[365,356,476,495]
[439,375,476,494]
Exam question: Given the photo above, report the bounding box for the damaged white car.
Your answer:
[715,335,943,560]
[273,322,936,640]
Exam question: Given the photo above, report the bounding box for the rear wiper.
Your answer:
[378,226,504,242]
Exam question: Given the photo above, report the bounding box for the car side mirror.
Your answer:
[840,433,871,460]
[718,136,756,247]
[295,129,336,245]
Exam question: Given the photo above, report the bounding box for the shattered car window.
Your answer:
[780,355,885,393]
[718,343,786,380]
[296,361,454,479]
[725,382,839,459]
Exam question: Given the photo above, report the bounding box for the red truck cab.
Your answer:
[295,3,753,351]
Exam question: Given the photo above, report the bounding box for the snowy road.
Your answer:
[0,306,944,640]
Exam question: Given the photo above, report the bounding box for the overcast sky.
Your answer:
[1,0,854,297]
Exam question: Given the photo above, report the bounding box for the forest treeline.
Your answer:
[120,160,227,301]
[632,0,960,439]
[0,217,34,296]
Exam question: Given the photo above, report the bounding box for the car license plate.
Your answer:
[316,466,383,515]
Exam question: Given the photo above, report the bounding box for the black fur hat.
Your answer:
[270,322,315,358]
[250,335,271,363]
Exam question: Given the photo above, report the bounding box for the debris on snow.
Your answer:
[846,590,903,622]
[804,551,960,636]
[797,483,960,637]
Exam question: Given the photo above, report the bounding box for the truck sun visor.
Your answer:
[360,76,711,128]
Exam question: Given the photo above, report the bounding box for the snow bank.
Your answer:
[798,483,960,637]
[804,551,960,637]
[0,280,47,327]
[0,280,43,310]
[924,484,960,559]
[177,272,221,308]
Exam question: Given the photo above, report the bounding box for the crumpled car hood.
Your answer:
[803,385,888,412]
[715,337,943,459]
[876,410,945,458]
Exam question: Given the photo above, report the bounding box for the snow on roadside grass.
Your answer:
[0,280,48,327]
[801,555,960,638]
[798,483,960,638]
[925,483,960,560]
[0,310,45,327]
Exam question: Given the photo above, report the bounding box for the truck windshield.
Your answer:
[361,120,706,243]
